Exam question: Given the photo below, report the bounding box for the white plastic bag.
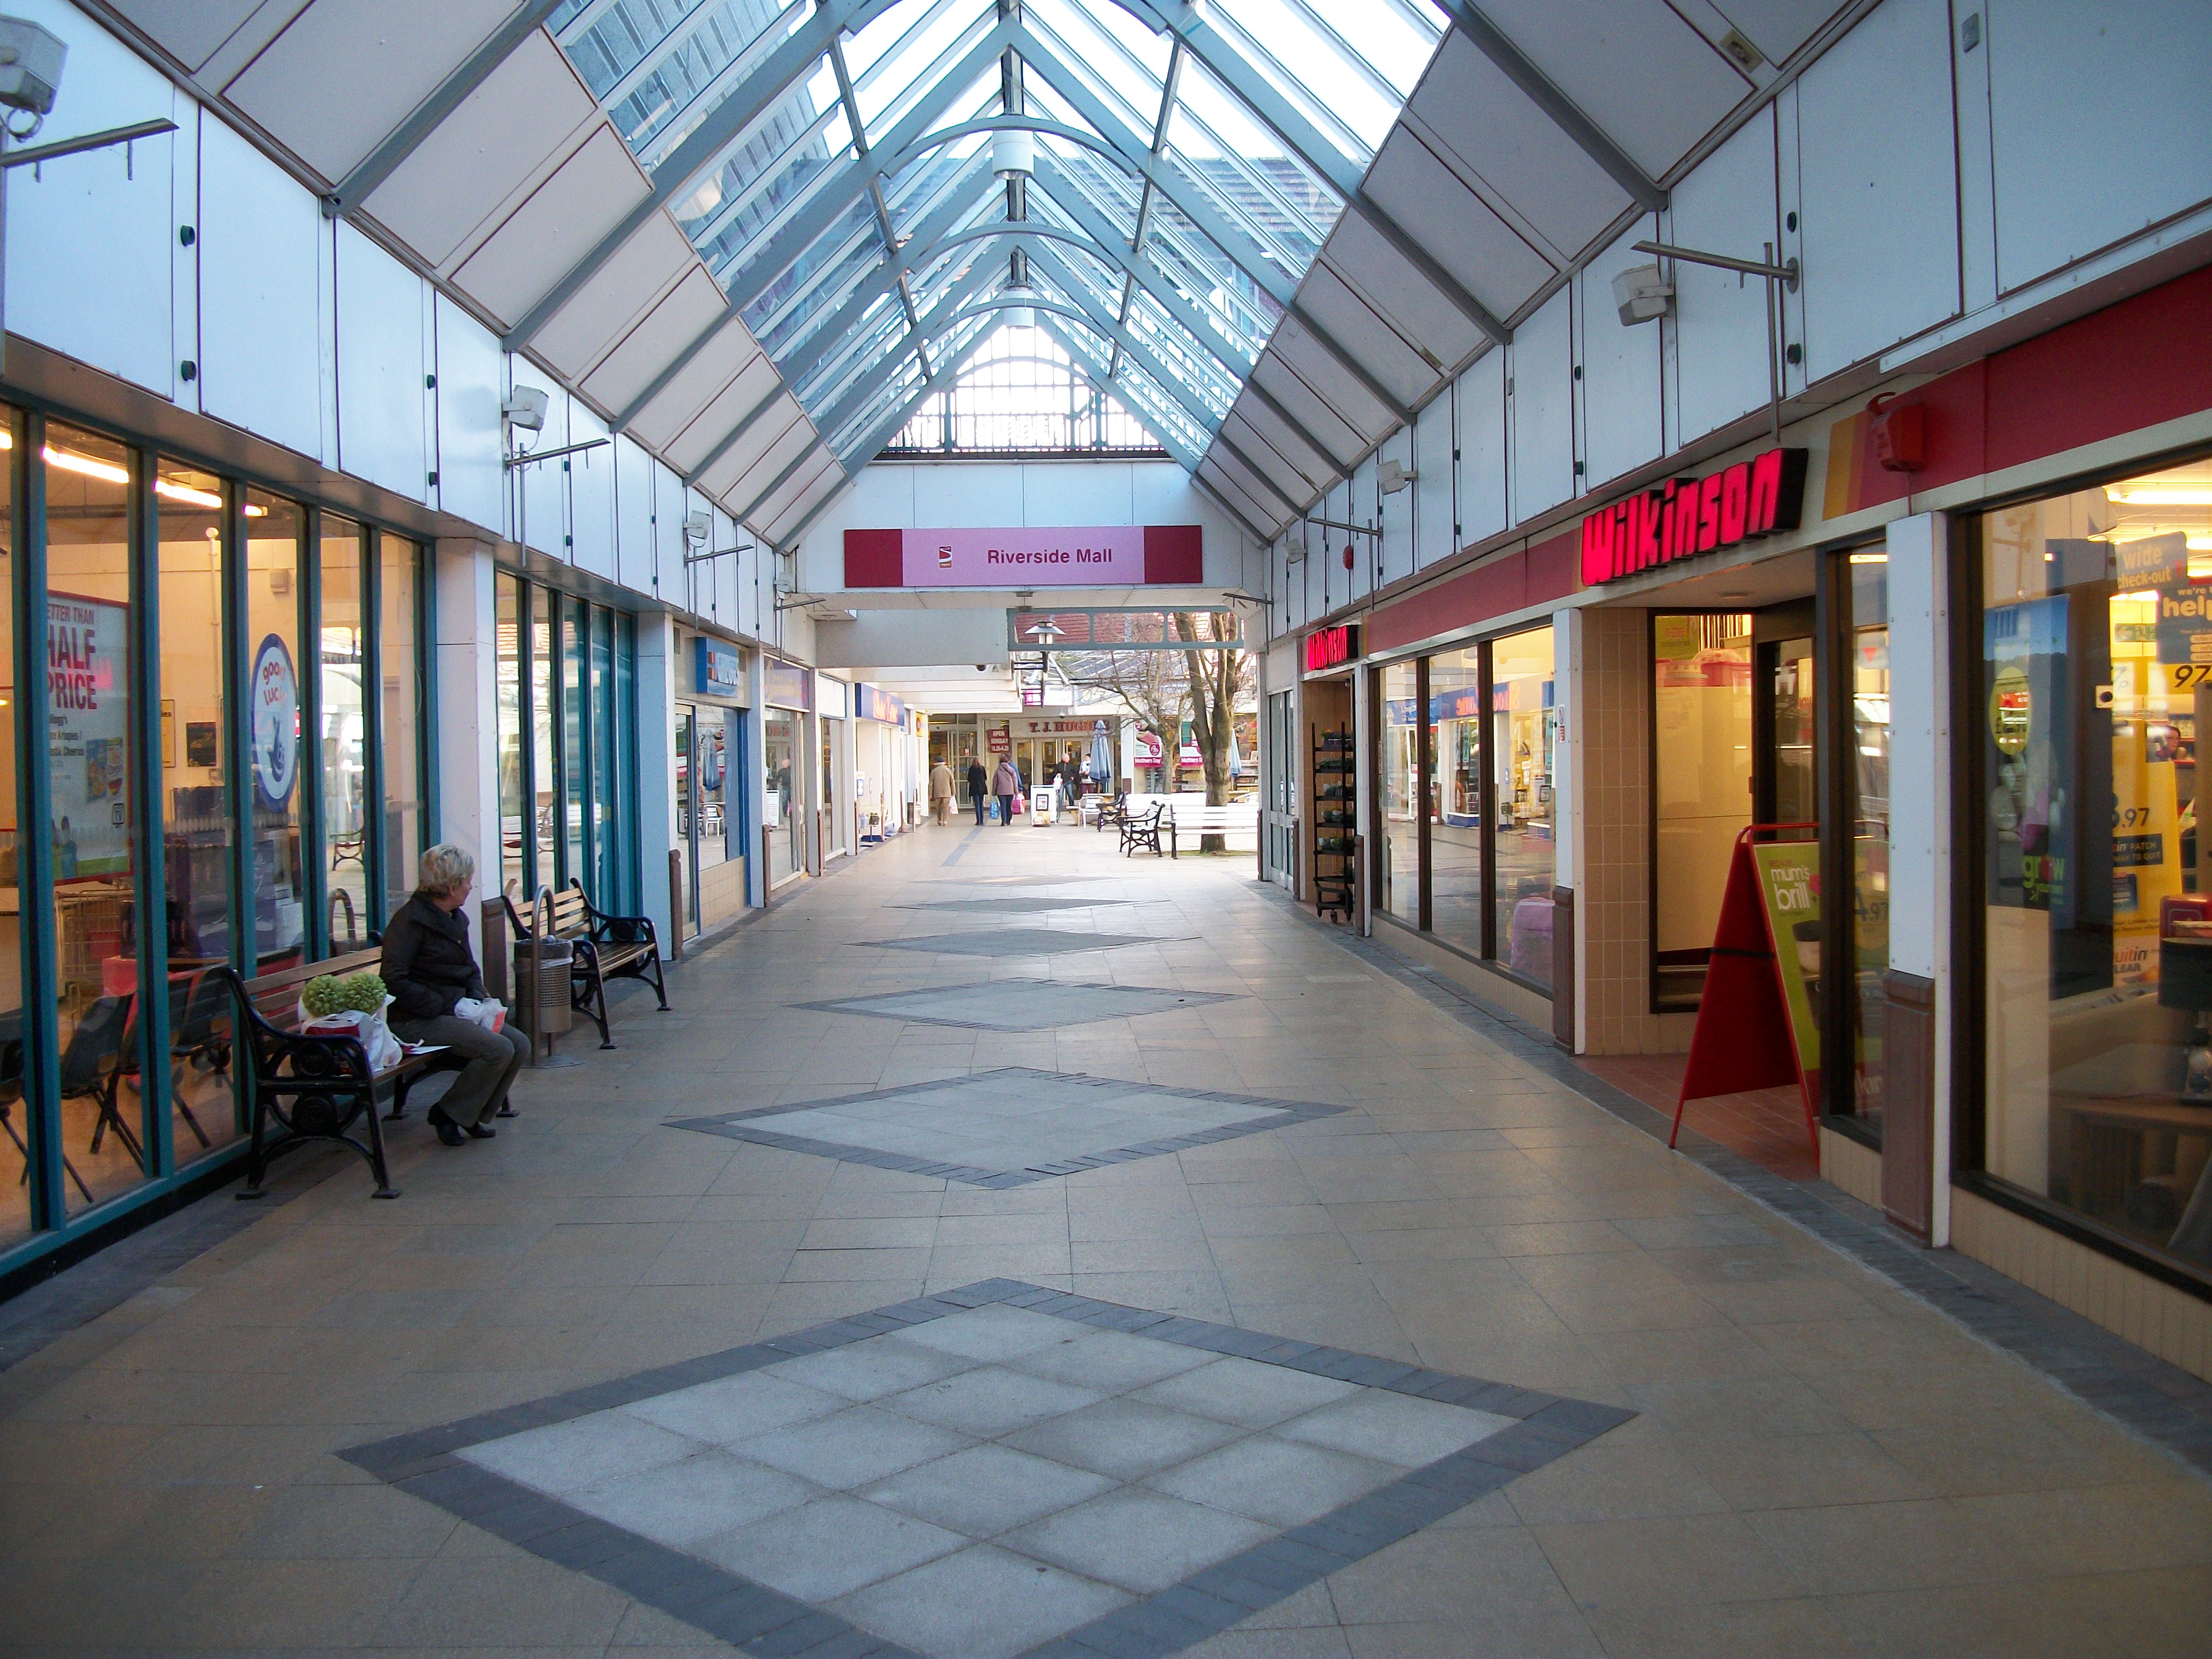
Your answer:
[298,1002,404,1071]
[452,996,507,1034]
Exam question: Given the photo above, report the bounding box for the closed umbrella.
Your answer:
[1088,719,1112,789]
[1228,723,1244,780]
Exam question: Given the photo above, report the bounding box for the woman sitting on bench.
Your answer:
[382,844,530,1147]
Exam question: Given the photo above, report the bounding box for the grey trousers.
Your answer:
[393,1014,529,1126]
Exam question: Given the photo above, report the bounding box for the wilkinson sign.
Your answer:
[1304,624,1359,672]
[1579,447,1808,586]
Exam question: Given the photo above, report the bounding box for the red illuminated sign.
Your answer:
[1305,624,1359,672]
[1579,447,1808,586]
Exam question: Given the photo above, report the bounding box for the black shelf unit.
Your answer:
[1311,723,1355,923]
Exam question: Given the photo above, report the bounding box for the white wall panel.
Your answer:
[433,294,504,535]
[1671,106,1777,444]
[517,390,570,558]
[1987,0,2212,292]
[1796,0,1958,379]
[1457,349,1508,545]
[1579,217,1664,492]
[1414,395,1455,568]
[5,1,176,397]
[913,465,1024,524]
[568,402,614,580]
[613,435,653,593]
[1510,286,1574,524]
[335,222,427,502]
[1026,461,1133,523]
[1377,431,1415,589]
[199,112,322,460]
[453,128,649,326]
[652,459,687,603]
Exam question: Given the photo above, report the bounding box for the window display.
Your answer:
[1380,660,1421,923]
[1974,460,2212,1277]
[1653,613,1753,1007]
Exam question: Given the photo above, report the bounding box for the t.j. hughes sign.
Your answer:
[1579,447,1808,586]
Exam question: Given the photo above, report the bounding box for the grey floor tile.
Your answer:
[832,1542,1131,1659]
[622,1370,851,1444]
[734,1404,973,1489]
[1004,1395,1249,1481]
[697,1492,967,1601]
[764,1333,975,1401]
[859,1442,1116,1536]
[898,1304,1082,1362]
[565,1448,821,1545]
[1277,1389,1515,1468]
[1145,1432,1400,1527]
[458,1410,708,1495]
[1003,1484,1275,1594]
[1009,1327,1222,1392]
[1132,1355,1363,1428]
[881,1363,1106,1437]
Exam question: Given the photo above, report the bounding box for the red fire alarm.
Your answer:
[1342,542,1355,571]
[1866,394,1924,472]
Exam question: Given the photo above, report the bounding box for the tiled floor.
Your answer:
[1579,1054,1822,1181]
[4,819,2212,1657]
[795,980,1237,1031]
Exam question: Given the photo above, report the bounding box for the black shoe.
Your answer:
[427,1108,465,1147]
[464,1121,496,1140]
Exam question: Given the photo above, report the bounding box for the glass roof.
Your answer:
[549,0,1446,468]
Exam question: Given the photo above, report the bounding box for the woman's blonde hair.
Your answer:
[418,843,477,899]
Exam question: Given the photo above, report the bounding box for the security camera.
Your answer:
[0,18,66,120]
[1613,263,1672,326]
[501,385,549,430]
[684,509,711,544]
[1376,459,1416,495]
[976,665,988,672]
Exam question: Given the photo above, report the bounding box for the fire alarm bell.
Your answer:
[1342,543,1355,571]
[1867,395,1925,472]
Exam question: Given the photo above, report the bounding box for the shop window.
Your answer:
[319,517,368,946]
[1494,627,1558,986]
[615,611,638,914]
[1379,659,1422,924]
[247,491,305,972]
[561,594,585,885]
[1844,554,1891,1136]
[764,713,797,883]
[495,573,524,899]
[0,413,23,1249]
[45,425,149,1213]
[1428,646,1485,957]
[1652,613,1754,1008]
[530,584,556,890]
[591,604,614,902]
[378,533,422,921]
[1972,459,2212,1281]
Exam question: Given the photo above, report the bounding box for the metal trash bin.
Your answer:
[516,937,574,1037]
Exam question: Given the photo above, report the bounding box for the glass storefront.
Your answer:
[764,712,800,883]
[1,403,432,1262]
[491,576,641,913]
[1843,555,1891,1136]
[1652,613,1754,1008]
[1373,625,1556,992]
[675,698,737,933]
[1970,457,2212,1280]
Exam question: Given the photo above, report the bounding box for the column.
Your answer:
[1885,511,1952,1245]
[1552,607,1582,1050]
[433,536,500,968]
[742,649,768,907]
[634,613,677,950]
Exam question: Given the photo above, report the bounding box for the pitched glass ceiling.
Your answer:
[547,0,1444,471]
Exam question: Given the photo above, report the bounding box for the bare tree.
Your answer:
[1058,649,1190,790]
[1175,613,1251,848]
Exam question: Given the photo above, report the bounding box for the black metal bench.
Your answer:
[228,948,438,1202]
[504,879,668,1050]
[1120,803,1167,857]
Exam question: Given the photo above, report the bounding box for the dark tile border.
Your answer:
[787,983,1241,1032]
[342,1279,1632,1659]
[1259,884,2212,1479]
[851,930,1186,958]
[666,1068,1344,1189]
[894,899,1136,915]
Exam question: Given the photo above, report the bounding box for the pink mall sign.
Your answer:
[844,525,1203,588]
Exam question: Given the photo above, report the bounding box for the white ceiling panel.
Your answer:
[752,451,841,529]
[581,268,731,414]
[1470,0,1749,179]
[629,316,768,449]
[108,0,281,72]
[708,414,816,503]
[225,0,514,182]
[764,462,848,541]
[1208,443,1298,518]
[529,216,695,378]
[363,32,593,267]
[667,363,786,472]
[452,127,651,325]
[1197,458,1281,533]
[1413,35,1634,262]
[1322,218,1485,372]
[1365,131,1558,315]
[1295,267,1438,408]
[1249,352,1369,461]
[1224,406,1329,494]
[1711,1,1849,66]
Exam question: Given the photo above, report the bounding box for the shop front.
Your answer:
[672,633,749,936]
[853,684,914,839]
[763,660,810,886]
[3,404,434,1275]
[818,676,851,863]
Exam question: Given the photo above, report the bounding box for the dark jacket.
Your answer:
[380,893,487,1020]
[964,760,988,796]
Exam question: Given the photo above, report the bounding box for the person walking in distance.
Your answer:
[928,756,956,825]
[966,757,989,826]
[993,755,1021,828]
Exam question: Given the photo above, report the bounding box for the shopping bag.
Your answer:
[453,995,507,1034]
[1013,792,1026,816]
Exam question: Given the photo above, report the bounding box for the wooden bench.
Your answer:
[228,947,439,1202]
[1120,803,1167,857]
[503,879,668,1050]
[1164,800,1261,857]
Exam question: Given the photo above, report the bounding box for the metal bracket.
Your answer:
[503,437,610,469]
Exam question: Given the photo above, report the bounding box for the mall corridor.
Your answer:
[2,825,2209,1659]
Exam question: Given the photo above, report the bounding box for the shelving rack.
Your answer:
[1311,723,1356,923]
